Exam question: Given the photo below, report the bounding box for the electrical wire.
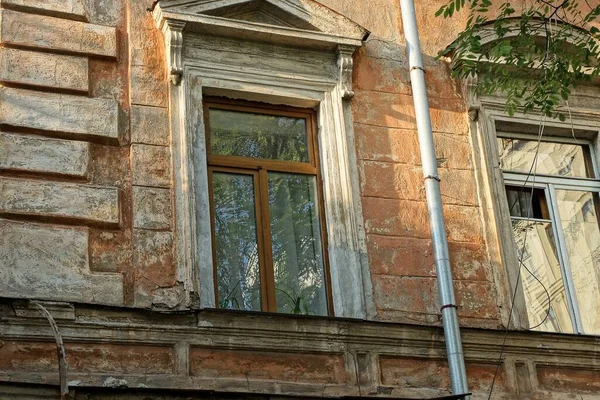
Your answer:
[487,116,553,399]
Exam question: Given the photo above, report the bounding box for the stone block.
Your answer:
[134,230,176,288]
[0,0,88,21]
[354,124,421,165]
[89,0,121,26]
[354,124,473,169]
[360,162,476,206]
[362,197,482,243]
[0,341,174,374]
[0,48,88,91]
[0,178,119,225]
[363,197,428,239]
[352,90,468,134]
[130,64,168,107]
[367,235,488,281]
[455,281,499,319]
[132,144,171,187]
[0,87,119,140]
[0,132,90,177]
[379,357,506,392]
[353,50,410,94]
[439,168,478,207]
[89,229,132,273]
[0,9,116,58]
[0,219,123,305]
[360,161,424,201]
[189,348,346,383]
[133,230,177,307]
[537,366,600,393]
[133,186,171,230]
[372,274,498,320]
[89,145,130,187]
[131,105,170,146]
[88,59,123,101]
[372,275,439,314]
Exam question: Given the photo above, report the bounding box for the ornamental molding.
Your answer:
[337,44,355,99]
[153,0,369,87]
[161,19,185,85]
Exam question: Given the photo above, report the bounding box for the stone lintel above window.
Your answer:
[152,0,369,91]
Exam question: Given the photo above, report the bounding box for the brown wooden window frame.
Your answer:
[204,97,334,315]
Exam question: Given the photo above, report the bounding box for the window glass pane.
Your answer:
[268,172,328,316]
[213,172,262,311]
[512,219,574,333]
[505,186,549,219]
[209,109,309,162]
[497,138,592,178]
[555,190,600,334]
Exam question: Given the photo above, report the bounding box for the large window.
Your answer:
[498,132,600,334]
[205,99,332,316]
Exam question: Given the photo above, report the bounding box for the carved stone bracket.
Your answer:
[337,45,355,100]
[162,20,186,85]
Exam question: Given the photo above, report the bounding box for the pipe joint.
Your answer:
[425,174,441,182]
[440,304,459,311]
[410,66,426,73]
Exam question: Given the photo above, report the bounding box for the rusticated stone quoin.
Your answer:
[0,87,119,139]
[132,144,171,187]
[0,0,88,21]
[0,219,123,305]
[0,48,89,91]
[131,105,170,146]
[0,9,116,57]
[0,178,119,225]
[0,132,90,177]
[133,186,172,230]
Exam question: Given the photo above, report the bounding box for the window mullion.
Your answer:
[249,169,270,313]
[258,168,277,312]
[547,184,585,334]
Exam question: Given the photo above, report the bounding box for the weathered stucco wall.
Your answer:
[0,0,504,326]
[0,0,184,309]
[317,0,503,328]
[1,1,600,399]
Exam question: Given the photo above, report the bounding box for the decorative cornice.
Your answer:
[337,45,355,100]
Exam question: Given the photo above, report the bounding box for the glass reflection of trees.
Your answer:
[213,173,262,311]
[208,105,328,316]
[210,109,309,162]
[268,172,327,316]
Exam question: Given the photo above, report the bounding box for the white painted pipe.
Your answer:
[398,0,470,397]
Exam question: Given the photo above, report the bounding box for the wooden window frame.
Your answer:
[204,97,334,315]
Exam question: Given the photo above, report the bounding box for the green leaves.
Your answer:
[437,0,600,120]
[436,0,469,18]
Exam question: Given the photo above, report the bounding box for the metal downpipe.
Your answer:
[398,0,470,397]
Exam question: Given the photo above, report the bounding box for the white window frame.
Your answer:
[469,93,600,331]
[498,132,600,334]
[152,1,375,319]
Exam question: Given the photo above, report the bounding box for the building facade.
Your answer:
[0,0,599,399]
